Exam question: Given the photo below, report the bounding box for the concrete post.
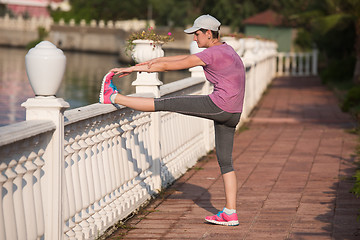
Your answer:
[132,72,163,97]
[23,40,69,239]
[132,72,163,191]
[22,97,69,240]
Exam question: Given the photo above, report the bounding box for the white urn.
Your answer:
[131,39,164,63]
[25,41,66,96]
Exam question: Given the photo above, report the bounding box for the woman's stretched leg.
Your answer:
[113,94,155,112]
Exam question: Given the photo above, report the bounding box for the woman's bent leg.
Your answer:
[214,121,238,210]
[114,93,239,212]
[223,171,237,210]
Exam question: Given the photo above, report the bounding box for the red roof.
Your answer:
[243,10,285,27]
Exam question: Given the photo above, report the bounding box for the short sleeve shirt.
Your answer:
[195,43,245,113]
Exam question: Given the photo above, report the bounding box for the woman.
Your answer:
[99,14,245,226]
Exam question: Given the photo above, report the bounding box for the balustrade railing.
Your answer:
[0,14,153,32]
[276,49,318,76]
[0,37,306,239]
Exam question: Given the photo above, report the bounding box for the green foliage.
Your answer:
[0,3,7,17]
[341,85,360,112]
[50,0,275,28]
[125,27,174,54]
[127,28,174,44]
[352,171,360,198]
[312,14,355,59]
[351,144,360,198]
[51,0,149,23]
[320,57,356,83]
[49,0,359,83]
[295,28,313,51]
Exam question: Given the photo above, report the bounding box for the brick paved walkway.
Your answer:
[107,77,360,239]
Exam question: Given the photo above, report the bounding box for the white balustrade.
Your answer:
[0,14,53,31]
[0,38,314,239]
[0,14,154,32]
[276,49,318,77]
[0,121,55,239]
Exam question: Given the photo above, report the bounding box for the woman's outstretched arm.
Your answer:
[111,54,205,76]
[107,54,205,111]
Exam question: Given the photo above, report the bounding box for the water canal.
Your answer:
[0,47,190,126]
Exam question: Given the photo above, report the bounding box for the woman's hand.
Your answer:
[136,58,160,69]
[110,67,134,77]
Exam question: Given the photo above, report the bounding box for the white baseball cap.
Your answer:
[184,14,221,34]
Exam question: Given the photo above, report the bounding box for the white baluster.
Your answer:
[95,126,109,226]
[101,124,115,222]
[123,124,136,182]
[33,148,45,239]
[64,141,76,234]
[312,48,318,75]
[277,53,284,76]
[305,52,311,76]
[106,122,118,203]
[132,118,143,175]
[291,52,297,76]
[77,130,91,238]
[13,156,27,240]
[63,172,73,238]
[23,151,39,239]
[110,122,124,216]
[84,126,97,236]
[89,122,104,230]
[69,136,85,239]
[284,53,291,76]
[120,120,130,185]
[0,163,8,240]
[3,160,18,239]
[298,53,304,76]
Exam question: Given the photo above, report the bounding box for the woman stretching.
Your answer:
[99,14,245,226]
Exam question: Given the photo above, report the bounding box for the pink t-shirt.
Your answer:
[195,43,245,113]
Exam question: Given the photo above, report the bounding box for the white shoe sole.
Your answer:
[205,219,239,226]
[99,72,111,103]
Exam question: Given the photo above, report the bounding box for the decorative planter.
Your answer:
[131,39,164,63]
[25,41,66,96]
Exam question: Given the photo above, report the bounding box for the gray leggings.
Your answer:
[154,95,241,174]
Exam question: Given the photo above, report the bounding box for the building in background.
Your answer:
[243,9,296,52]
[0,0,70,18]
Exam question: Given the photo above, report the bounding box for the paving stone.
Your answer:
[107,77,360,239]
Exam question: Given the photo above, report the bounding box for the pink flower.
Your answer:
[168,32,172,36]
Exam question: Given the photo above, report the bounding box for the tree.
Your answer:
[51,0,149,23]
[279,0,359,83]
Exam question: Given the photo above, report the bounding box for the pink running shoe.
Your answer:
[205,209,239,226]
[99,72,120,104]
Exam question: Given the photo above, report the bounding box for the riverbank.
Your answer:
[0,15,194,63]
